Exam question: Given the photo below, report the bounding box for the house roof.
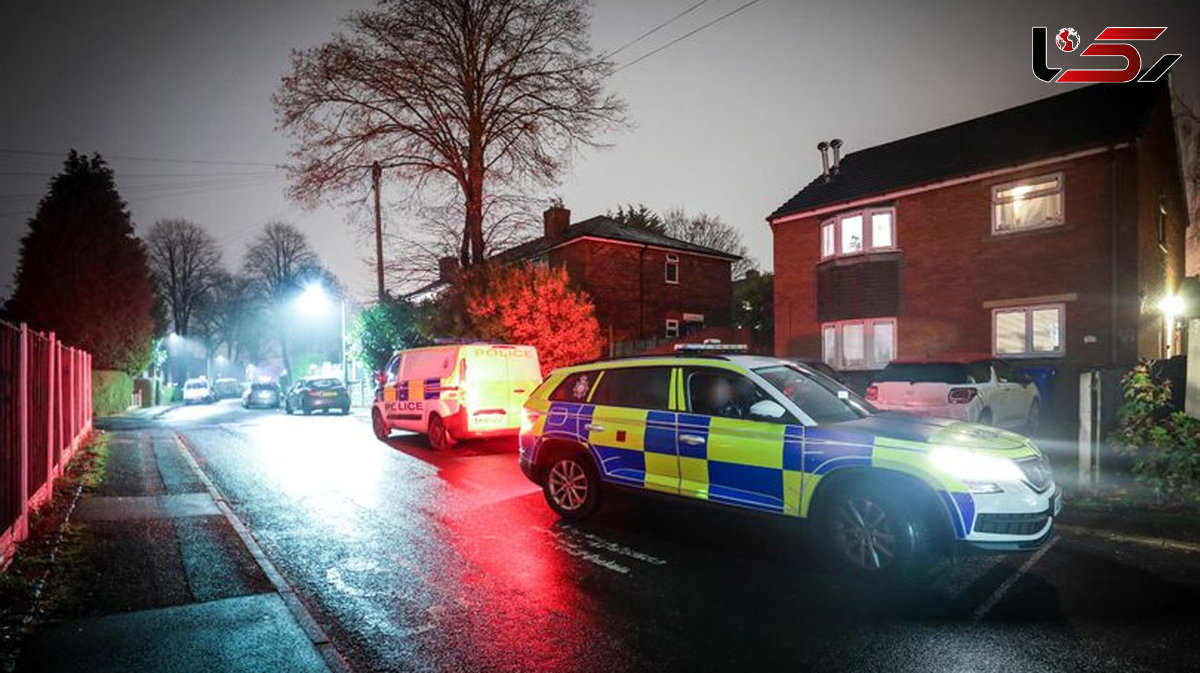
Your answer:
[769,82,1165,221]
[490,215,741,263]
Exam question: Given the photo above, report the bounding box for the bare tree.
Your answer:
[145,218,224,337]
[274,0,626,268]
[241,222,324,379]
[661,208,757,279]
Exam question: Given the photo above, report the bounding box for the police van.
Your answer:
[372,344,542,449]
[518,345,1060,578]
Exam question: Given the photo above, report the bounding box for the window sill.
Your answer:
[985,222,1071,242]
[816,250,902,267]
[992,352,1066,359]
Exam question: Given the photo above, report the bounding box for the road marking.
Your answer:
[1056,524,1200,554]
[972,534,1060,621]
[172,432,352,673]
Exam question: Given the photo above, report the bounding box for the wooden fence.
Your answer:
[0,320,92,566]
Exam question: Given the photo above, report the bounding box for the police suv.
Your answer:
[518,346,1060,577]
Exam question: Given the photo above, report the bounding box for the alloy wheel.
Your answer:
[833,496,897,571]
[547,459,589,511]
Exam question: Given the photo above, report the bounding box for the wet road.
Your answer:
[122,400,1200,673]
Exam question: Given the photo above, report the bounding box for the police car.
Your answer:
[518,345,1060,577]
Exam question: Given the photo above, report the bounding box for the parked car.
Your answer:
[212,377,242,400]
[181,378,214,405]
[866,355,1040,431]
[518,350,1058,578]
[372,343,542,449]
[284,377,351,415]
[242,381,282,409]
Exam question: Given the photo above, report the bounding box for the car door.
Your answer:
[989,360,1023,427]
[585,366,677,493]
[678,366,796,513]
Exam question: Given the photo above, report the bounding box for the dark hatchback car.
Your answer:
[285,377,351,415]
[242,382,282,409]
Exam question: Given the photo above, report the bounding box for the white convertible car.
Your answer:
[866,355,1041,431]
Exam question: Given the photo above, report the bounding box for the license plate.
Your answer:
[321,392,337,397]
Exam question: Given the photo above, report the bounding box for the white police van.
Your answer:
[371,344,541,449]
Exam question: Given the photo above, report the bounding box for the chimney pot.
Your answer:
[817,141,831,182]
[543,204,570,238]
[830,138,843,174]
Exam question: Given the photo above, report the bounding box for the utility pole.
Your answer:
[372,160,385,302]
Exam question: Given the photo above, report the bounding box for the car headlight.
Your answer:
[929,447,1024,494]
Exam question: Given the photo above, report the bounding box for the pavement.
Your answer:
[18,398,1200,672]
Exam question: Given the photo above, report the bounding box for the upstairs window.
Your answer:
[992,173,1064,234]
[820,207,895,259]
[665,253,680,284]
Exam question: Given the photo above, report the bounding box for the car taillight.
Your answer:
[948,387,978,404]
[865,385,878,401]
[520,408,540,434]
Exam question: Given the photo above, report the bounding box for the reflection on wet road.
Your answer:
[147,401,1200,673]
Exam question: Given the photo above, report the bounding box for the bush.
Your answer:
[92,370,134,417]
[1109,363,1200,504]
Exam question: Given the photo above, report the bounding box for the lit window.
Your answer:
[992,305,1064,357]
[665,319,680,339]
[819,207,896,259]
[992,173,1064,234]
[821,318,897,370]
[665,254,680,284]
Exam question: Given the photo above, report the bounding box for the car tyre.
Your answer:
[818,481,935,580]
[371,409,389,441]
[302,401,312,416]
[542,452,601,520]
[428,414,452,450]
[341,406,350,415]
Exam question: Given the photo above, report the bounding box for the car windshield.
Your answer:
[250,383,277,392]
[185,382,205,390]
[873,362,991,384]
[754,364,873,424]
[307,378,343,389]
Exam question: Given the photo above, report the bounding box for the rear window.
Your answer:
[589,367,671,410]
[874,362,991,385]
[549,371,598,403]
[307,378,343,389]
[185,382,206,390]
[250,383,277,392]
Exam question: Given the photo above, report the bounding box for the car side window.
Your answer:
[686,368,786,422]
[967,362,992,384]
[549,372,598,402]
[588,367,671,410]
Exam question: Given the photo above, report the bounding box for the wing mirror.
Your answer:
[749,399,787,420]
[374,371,387,386]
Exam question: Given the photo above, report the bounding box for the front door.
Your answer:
[585,366,677,493]
[678,367,795,513]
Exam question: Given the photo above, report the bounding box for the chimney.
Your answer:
[817,141,831,182]
[830,138,843,175]
[543,204,570,238]
[438,256,459,282]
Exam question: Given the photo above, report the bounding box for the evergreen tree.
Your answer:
[7,151,157,373]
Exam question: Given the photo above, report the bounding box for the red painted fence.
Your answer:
[0,320,93,566]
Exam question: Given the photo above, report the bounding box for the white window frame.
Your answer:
[990,303,1065,358]
[665,253,680,284]
[665,319,680,339]
[990,172,1065,235]
[819,207,896,260]
[821,318,898,370]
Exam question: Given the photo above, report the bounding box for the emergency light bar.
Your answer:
[673,342,749,353]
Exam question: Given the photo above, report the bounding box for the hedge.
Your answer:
[92,370,134,417]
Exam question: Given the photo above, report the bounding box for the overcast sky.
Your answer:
[2,0,1197,303]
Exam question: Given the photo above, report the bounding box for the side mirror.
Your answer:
[1020,372,1034,385]
[374,371,387,386]
[749,399,787,420]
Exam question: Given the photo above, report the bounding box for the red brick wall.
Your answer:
[551,240,733,344]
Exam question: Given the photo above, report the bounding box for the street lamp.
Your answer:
[1158,293,1185,357]
[297,283,348,383]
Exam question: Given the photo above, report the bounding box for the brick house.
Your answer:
[414,206,739,352]
[768,82,1188,417]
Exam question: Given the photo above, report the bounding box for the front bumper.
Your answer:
[959,483,1062,553]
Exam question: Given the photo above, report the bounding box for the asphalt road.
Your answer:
[113,400,1200,673]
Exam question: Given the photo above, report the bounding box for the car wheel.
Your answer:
[977,409,993,426]
[302,401,312,416]
[542,453,601,520]
[341,406,350,415]
[428,414,451,450]
[284,400,292,415]
[819,482,934,580]
[371,409,389,441]
[1025,400,1041,434]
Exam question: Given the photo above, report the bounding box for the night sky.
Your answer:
[2,0,1197,301]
